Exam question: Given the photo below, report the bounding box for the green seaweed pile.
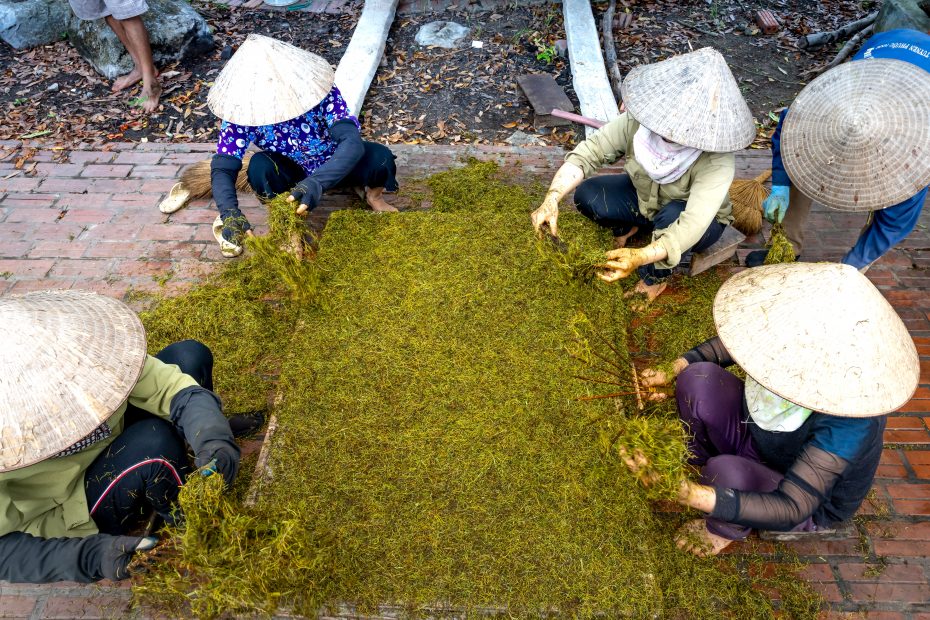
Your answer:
[764,224,797,265]
[134,161,819,618]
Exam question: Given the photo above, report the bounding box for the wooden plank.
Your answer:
[689,225,745,276]
[516,74,573,127]
[333,0,399,117]
[563,0,620,136]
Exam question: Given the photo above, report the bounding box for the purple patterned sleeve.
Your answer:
[215,121,256,159]
[320,86,360,130]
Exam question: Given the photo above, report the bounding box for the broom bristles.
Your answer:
[728,169,771,236]
[179,153,254,199]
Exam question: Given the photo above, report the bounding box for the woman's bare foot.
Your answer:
[139,81,162,114]
[623,280,668,311]
[613,226,639,249]
[112,67,143,92]
[675,519,735,557]
[365,187,398,212]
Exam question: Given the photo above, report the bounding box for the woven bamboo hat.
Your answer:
[0,290,147,472]
[781,59,930,212]
[208,34,335,126]
[713,263,918,417]
[620,47,755,152]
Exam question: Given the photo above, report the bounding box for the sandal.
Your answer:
[159,182,191,214]
[212,215,244,258]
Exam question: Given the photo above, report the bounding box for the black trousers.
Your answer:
[246,142,399,200]
[83,340,214,534]
[573,173,726,284]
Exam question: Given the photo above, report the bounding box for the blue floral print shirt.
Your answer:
[215,85,360,175]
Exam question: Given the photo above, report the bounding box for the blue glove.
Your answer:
[762,185,790,224]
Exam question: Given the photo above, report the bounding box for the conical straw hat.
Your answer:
[713,263,918,417]
[620,47,755,152]
[782,59,930,212]
[0,290,147,472]
[208,34,336,126]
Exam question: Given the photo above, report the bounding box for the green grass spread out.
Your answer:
[134,161,819,619]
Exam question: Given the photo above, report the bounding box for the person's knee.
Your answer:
[573,180,603,219]
[675,362,725,400]
[362,142,397,189]
[653,201,686,230]
[245,152,277,196]
[701,454,780,492]
[157,340,213,379]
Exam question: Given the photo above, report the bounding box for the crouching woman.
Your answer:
[0,291,258,582]
[531,47,755,303]
[621,263,919,555]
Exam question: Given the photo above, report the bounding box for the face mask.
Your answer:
[744,376,812,432]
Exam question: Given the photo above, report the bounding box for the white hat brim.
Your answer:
[713,263,919,417]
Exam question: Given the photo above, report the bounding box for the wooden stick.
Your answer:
[601,0,624,99]
[245,412,278,507]
[630,362,644,411]
[797,12,877,50]
[803,24,875,78]
[550,108,606,129]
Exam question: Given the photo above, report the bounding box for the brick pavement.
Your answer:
[0,140,928,618]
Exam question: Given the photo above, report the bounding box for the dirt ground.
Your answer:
[361,6,583,148]
[0,0,875,149]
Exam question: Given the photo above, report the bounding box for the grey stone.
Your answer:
[0,0,71,49]
[47,82,59,91]
[553,39,568,58]
[414,21,470,49]
[67,0,213,79]
[504,130,542,146]
[874,0,930,33]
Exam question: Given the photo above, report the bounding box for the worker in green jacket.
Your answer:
[0,290,260,583]
[531,47,755,303]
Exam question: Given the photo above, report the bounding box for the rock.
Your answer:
[504,130,542,146]
[874,0,930,33]
[0,0,72,49]
[553,39,568,58]
[68,0,213,79]
[415,21,470,49]
[47,82,59,91]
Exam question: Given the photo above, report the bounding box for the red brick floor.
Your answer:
[0,140,928,618]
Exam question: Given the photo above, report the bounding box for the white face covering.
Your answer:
[744,376,813,433]
[632,125,702,184]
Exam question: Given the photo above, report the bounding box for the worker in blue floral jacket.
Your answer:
[206,34,398,257]
[747,29,930,270]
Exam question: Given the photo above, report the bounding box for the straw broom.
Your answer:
[728,169,770,236]
[179,153,254,199]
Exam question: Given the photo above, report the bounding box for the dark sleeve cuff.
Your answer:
[710,487,740,522]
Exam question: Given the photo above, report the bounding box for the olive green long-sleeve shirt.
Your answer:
[565,112,736,269]
[0,356,198,539]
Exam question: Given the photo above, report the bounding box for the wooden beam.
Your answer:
[334,0,399,117]
[688,226,745,276]
[563,0,620,136]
